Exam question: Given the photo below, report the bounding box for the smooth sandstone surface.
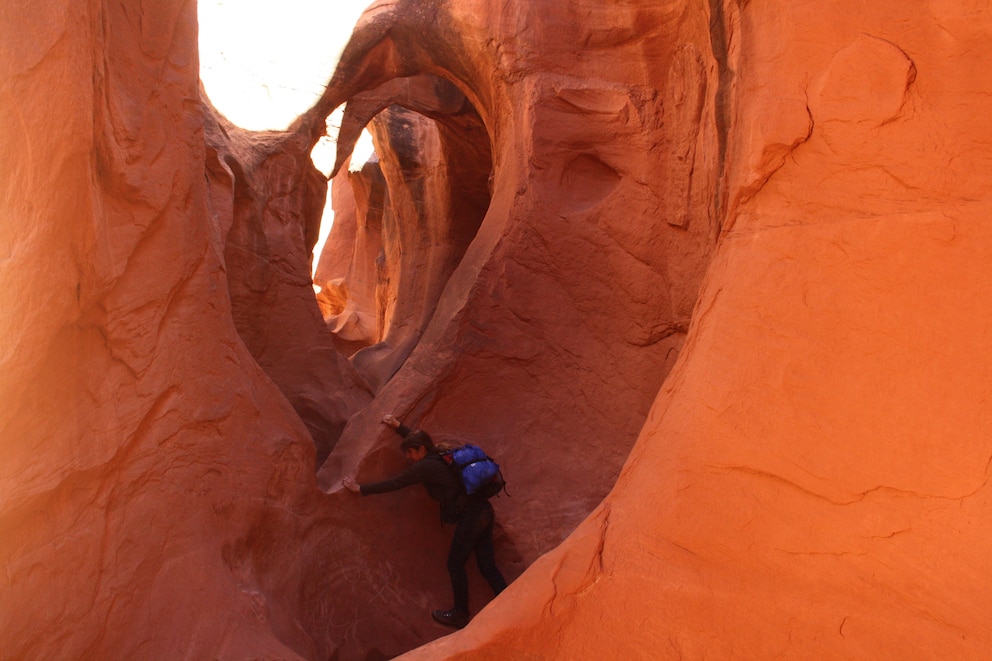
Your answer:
[0,2,323,658]
[2,1,991,660]
[400,2,992,660]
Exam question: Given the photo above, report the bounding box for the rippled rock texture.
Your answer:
[3,1,991,659]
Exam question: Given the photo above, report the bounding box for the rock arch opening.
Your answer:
[313,76,494,393]
[308,0,723,572]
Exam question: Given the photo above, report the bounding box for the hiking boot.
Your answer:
[432,608,469,629]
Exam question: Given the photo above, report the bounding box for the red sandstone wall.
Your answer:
[0,3,320,658]
[401,2,992,659]
[4,0,992,659]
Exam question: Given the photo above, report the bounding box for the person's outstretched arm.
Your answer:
[343,459,433,495]
[341,414,417,493]
[382,414,412,437]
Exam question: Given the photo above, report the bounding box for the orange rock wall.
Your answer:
[402,1,992,659]
[0,3,321,658]
[4,0,992,659]
[5,0,714,655]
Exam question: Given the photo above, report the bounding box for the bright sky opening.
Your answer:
[198,0,376,279]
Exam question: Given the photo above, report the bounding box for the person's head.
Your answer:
[400,430,435,463]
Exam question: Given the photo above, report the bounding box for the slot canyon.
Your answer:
[3,1,992,659]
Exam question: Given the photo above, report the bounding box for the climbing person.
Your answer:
[342,414,508,629]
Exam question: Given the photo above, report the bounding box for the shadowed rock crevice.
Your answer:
[204,107,373,467]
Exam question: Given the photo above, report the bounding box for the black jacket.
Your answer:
[359,426,467,523]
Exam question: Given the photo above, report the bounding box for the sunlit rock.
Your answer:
[4,0,991,660]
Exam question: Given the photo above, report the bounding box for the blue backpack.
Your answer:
[440,444,508,498]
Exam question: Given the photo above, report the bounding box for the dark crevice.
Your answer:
[708,0,734,229]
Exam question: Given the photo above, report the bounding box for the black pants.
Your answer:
[447,498,507,613]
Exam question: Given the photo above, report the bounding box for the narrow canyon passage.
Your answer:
[197,2,718,657]
[6,1,989,660]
